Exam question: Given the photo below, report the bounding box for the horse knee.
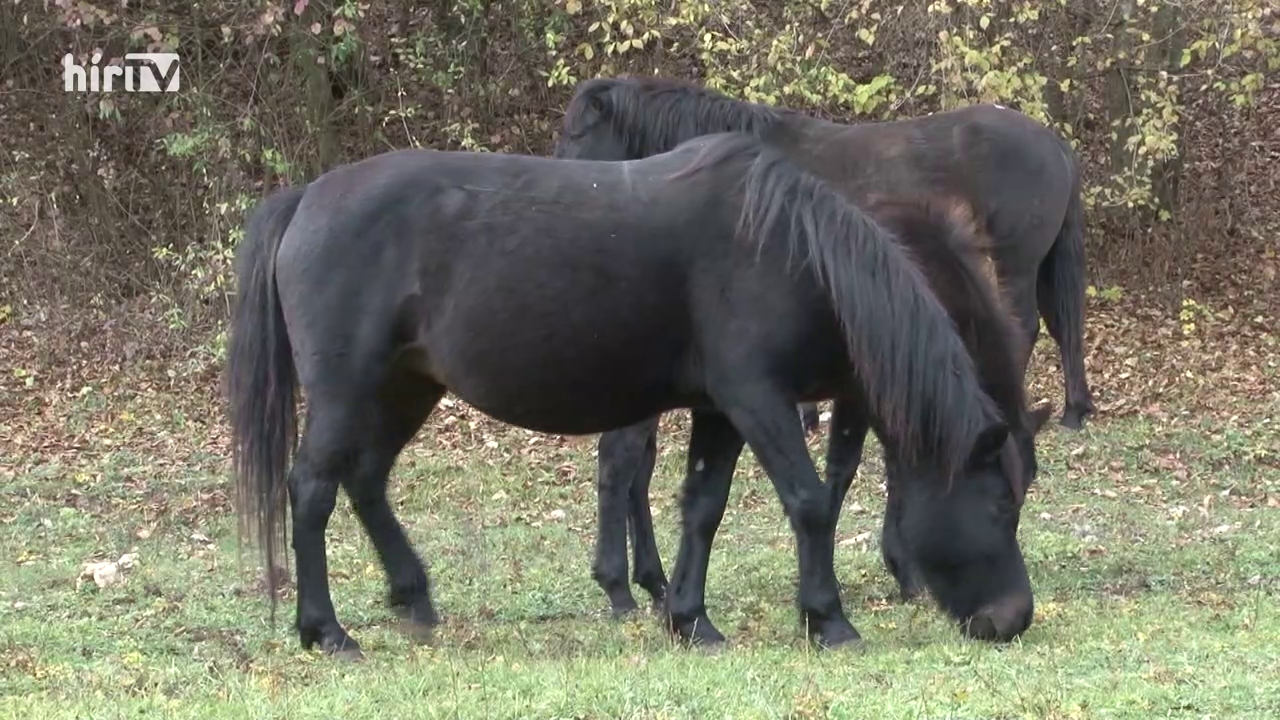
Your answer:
[288,468,339,533]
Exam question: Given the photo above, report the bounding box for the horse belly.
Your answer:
[424,291,694,436]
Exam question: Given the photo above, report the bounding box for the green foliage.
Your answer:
[1086,284,1125,304]
[9,0,1277,364]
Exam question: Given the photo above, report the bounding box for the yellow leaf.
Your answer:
[565,0,581,14]
[979,14,990,30]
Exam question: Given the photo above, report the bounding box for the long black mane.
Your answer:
[671,133,999,478]
[862,195,1035,498]
[868,197,1028,423]
[564,77,788,157]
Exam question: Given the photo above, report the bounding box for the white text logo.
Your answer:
[63,52,180,93]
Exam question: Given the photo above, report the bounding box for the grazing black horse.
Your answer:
[658,194,1052,647]
[227,131,1034,658]
[554,75,1090,615]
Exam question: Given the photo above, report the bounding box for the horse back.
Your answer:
[769,106,1073,274]
[270,146,748,430]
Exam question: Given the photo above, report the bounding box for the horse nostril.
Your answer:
[962,592,1033,642]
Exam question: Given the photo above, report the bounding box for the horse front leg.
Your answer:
[822,396,870,529]
[880,455,925,601]
[663,409,744,646]
[798,402,821,435]
[717,387,860,648]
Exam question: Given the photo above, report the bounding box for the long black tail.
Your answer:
[675,133,1001,477]
[226,184,305,621]
[1039,137,1094,426]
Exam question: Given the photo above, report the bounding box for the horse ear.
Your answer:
[1028,401,1054,435]
[587,91,608,117]
[968,422,1009,468]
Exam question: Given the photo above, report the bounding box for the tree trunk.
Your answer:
[291,0,338,179]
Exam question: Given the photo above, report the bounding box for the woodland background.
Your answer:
[0,0,1277,435]
[2,5,1278,714]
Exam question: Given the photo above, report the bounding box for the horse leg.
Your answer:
[880,457,925,601]
[716,388,859,648]
[1009,280,1041,379]
[1038,261,1096,430]
[663,408,744,645]
[823,396,869,526]
[593,417,660,616]
[624,423,667,610]
[289,378,442,659]
[342,373,443,642]
[286,395,374,659]
[798,402,821,435]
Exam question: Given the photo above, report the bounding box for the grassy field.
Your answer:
[2,371,1278,720]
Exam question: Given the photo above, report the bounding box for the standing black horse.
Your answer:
[227,132,1034,658]
[557,76,1094,427]
[554,75,1090,615]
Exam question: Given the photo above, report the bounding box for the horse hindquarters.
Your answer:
[271,209,448,657]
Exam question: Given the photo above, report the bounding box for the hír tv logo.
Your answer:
[63,52,180,93]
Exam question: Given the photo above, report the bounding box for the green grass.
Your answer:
[1,403,1278,719]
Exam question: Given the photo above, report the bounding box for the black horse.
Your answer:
[227,132,1033,658]
[554,75,1089,615]
[557,76,1094,426]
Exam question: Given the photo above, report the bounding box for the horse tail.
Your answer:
[1041,137,1094,423]
[673,133,1001,476]
[226,184,305,621]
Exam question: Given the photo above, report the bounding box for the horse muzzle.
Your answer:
[960,591,1034,642]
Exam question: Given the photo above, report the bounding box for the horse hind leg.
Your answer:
[625,422,668,611]
[594,417,661,616]
[286,394,371,659]
[343,370,444,642]
[1037,259,1096,430]
[1037,186,1096,430]
[1006,279,1041,376]
[289,372,442,659]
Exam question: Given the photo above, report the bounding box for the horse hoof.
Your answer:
[608,597,641,619]
[1059,405,1095,431]
[320,634,364,661]
[670,616,727,648]
[692,638,728,655]
[306,625,363,660]
[811,619,863,650]
[601,585,640,619]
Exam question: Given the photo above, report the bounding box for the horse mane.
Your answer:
[860,195,1034,501]
[563,76,787,158]
[863,196,1027,424]
[670,133,1000,479]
